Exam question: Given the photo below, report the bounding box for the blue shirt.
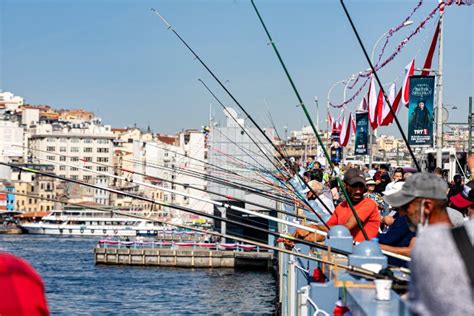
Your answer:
[377,214,416,266]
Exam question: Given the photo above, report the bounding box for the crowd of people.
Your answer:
[286,157,473,315]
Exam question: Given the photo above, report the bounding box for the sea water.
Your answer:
[0,235,276,315]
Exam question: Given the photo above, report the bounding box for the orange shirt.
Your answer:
[326,198,380,242]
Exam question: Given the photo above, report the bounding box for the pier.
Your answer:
[94,240,274,270]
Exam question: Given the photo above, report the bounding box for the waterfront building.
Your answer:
[10,163,59,213]
[27,119,114,205]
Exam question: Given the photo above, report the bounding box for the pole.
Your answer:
[436,4,444,169]
[469,96,472,155]
[315,97,319,160]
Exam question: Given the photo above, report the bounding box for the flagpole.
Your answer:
[435,1,445,169]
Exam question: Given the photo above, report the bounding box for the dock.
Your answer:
[94,242,274,270]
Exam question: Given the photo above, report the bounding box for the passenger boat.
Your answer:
[19,209,166,237]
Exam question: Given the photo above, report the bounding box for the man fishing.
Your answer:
[383,172,473,315]
[289,168,380,243]
[300,180,334,223]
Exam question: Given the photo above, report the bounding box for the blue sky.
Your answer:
[1,0,472,136]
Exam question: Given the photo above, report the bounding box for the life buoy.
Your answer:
[153,230,158,235]
[91,229,95,233]
[103,229,107,234]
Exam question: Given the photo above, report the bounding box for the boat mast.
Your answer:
[436,0,445,168]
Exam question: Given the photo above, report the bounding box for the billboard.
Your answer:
[355,112,369,155]
[408,76,435,146]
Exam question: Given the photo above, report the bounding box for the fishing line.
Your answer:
[250,0,368,240]
[339,0,421,171]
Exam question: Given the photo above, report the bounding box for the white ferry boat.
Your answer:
[19,209,166,237]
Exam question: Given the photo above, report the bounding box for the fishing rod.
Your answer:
[198,78,289,177]
[0,165,333,252]
[151,10,335,227]
[17,150,410,261]
[16,145,294,205]
[123,156,300,206]
[142,140,250,179]
[31,154,414,263]
[197,77,334,223]
[198,78,300,198]
[23,156,331,236]
[339,0,421,171]
[210,127,276,174]
[3,188,394,280]
[0,187,409,274]
[250,0,369,240]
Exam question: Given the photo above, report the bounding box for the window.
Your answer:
[59,146,66,152]
[46,155,55,161]
[70,167,78,171]
[46,138,55,142]
[85,166,92,170]
[83,157,92,162]
[83,175,92,181]
[97,157,108,163]
[70,175,78,180]
[70,157,79,162]
[84,139,93,144]
[97,166,108,172]
[59,166,66,171]
[98,139,109,144]
[70,139,80,143]
[60,156,66,161]
[97,148,109,153]
[83,147,93,153]
[46,146,55,152]
[59,138,67,143]
[70,147,79,152]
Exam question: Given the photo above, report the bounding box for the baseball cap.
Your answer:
[382,181,405,196]
[0,252,49,315]
[301,180,323,194]
[449,180,474,208]
[383,173,448,207]
[365,178,376,185]
[343,168,366,186]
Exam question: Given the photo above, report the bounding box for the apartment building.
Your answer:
[28,120,114,205]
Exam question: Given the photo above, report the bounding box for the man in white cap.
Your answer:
[301,180,334,223]
[384,172,473,315]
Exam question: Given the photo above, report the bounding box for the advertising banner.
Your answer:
[330,141,343,163]
[355,112,369,155]
[408,76,435,146]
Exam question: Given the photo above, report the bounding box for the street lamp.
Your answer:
[314,96,319,132]
[370,20,414,63]
[367,20,413,169]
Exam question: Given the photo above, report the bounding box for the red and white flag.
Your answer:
[340,112,355,147]
[368,76,378,129]
[357,97,368,112]
[380,82,396,126]
[402,59,415,107]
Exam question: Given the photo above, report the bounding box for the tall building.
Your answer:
[208,107,276,202]
[28,119,114,205]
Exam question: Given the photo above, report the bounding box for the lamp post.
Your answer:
[370,20,414,63]
[367,20,413,169]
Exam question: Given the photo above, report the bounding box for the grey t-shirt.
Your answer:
[409,220,474,315]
